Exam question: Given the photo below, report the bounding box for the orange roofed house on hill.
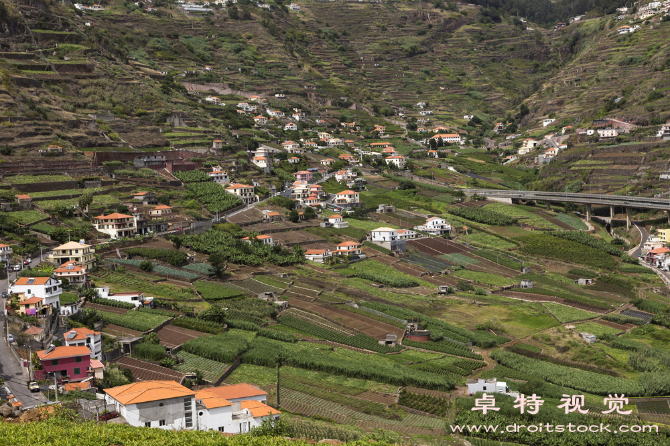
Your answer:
[34,346,92,382]
[104,381,278,433]
[10,276,62,315]
[93,213,137,238]
[225,184,258,205]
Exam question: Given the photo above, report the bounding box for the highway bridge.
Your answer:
[464,189,670,227]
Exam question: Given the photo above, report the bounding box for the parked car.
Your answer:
[2,291,6,298]
[11,264,21,271]
[28,381,39,393]
[7,334,14,343]
[23,259,31,266]
[98,411,119,421]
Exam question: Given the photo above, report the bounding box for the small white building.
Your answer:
[253,116,268,125]
[253,156,270,170]
[242,235,274,245]
[288,156,300,164]
[597,128,619,138]
[333,190,359,204]
[322,214,348,229]
[96,287,152,307]
[397,229,418,240]
[414,217,451,235]
[431,133,462,145]
[334,241,362,256]
[53,260,89,286]
[209,170,230,185]
[64,327,102,360]
[226,184,258,205]
[282,141,300,151]
[464,115,474,120]
[284,123,298,131]
[0,243,13,266]
[335,169,357,182]
[385,155,406,169]
[305,249,331,264]
[467,378,519,398]
[542,118,556,127]
[370,227,405,253]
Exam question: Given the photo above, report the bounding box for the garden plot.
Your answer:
[622,309,654,323]
[403,252,453,272]
[102,323,144,337]
[156,325,212,349]
[281,308,356,336]
[286,299,405,340]
[175,351,228,383]
[84,302,129,315]
[235,278,284,294]
[408,237,471,256]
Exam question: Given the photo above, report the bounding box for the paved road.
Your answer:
[630,223,648,258]
[0,255,51,409]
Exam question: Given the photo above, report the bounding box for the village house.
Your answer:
[242,235,274,245]
[63,327,102,360]
[295,171,313,182]
[0,243,12,266]
[253,156,271,171]
[282,141,301,152]
[288,156,300,164]
[149,205,172,220]
[292,112,305,121]
[209,169,230,184]
[289,3,301,10]
[284,122,298,131]
[35,346,92,382]
[431,133,462,145]
[333,190,360,204]
[334,241,362,257]
[15,194,32,209]
[267,109,285,118]
[657,121,670,139]
[428,150,438,158]
[493,122,505,133]
[305,249,331,264]
[369,142,392,149]
[518,139,538,155]
[320,158,335,166]
[310,184,325,198]
[133,191,157,205]
[291,181,310,201]
[253,116,268,125]
[385,155,407,169]
[597,128,619,138]
[335,169,357,182]
[467,378,519,398]
[93,213,137,238]
[205,96,222,105]
[397,229,418,240]
[104,381,279,433]
[382,147,399,156]
[414,217,452,236]
[302,194,321,208]
[39,145,64,156]
[543,118,556,127]
[370,227,405,253]
[96,287,152,307]
[226,184,258,205]
[10,277,62,314]
[53,261,90,287]
[47,240,96,270]
[321,214,348,229]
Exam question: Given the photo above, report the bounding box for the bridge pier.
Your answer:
[667,211,670,224]
[610,206,615,220]
[626,207,631,229]
[546,201,551,210]
[585,204,592,222]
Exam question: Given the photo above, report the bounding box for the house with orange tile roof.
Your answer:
[321,214,348,229]
[226,183,258,205]
[295,170,313,182]
[334,241,362,256]
[334,190,359,204]
[284,122,298,131]
[104,381,278,433]
[46,240,96,270]
[430,133,462,145]
[93,213,137,238]
[209,168,230,184]
[384,155,406,169]
[262,211,282,222]
[10,276,62,313]
[253,115,268,125]
[96,286,151,307]
[15,194,31,209]
[63,327,102,359]
[414,216,452,236]
[53,260,90,286]
[428,149,438,158]
[288,156,300,164]
[149,205,173,220]
[35,345,92,382]
[305,248,332,263]
[253,155,271,171]
[241,234,274,245]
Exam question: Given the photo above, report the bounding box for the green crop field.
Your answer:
[543,303,598,323]
[452,269,516,287]
[462,233,517,250]
[175,351,228,382]
[573,321,624,337]
[440,253,479,266]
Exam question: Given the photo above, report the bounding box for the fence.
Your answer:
[214,358,242,385]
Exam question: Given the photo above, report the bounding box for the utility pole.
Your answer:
[54,375,58,403]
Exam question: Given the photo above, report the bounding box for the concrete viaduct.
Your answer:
[463,189,670,228]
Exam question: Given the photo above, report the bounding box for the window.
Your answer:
[159,420,166,426]
[74,368,80,375]
[145,422,151,427]
[75,356,82,363]
[218,427,225,433]
[184,413,193,428]
[52,359,59,366]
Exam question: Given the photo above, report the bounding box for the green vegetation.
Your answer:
[448,206,518,226]
[399,389,449,416]
[174,351,228,382]
[184,182,242,213]
[452,269,516,287]
[99,310,171,332]
[181,330,250,363]
[174,170,212,182]
[602,313,645,325]
[518,233,617,270]
[542,303,597,323]
[90,297,135,310]
[171,317,224,334]
[194,281,247,300]
[125,247,188,266]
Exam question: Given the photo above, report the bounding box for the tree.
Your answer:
[172,237,183,251]
[303,206,316,219]
[398,180,416,190]
[208,252,226,277]
[139,260,153,272]
[144,332,160,345]
[288,210,300,223]
[78,193,93,214]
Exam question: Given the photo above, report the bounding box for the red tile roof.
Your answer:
[205,383,267,400]
[37,346,91,361]
[94,213,133,219]
[15,277,52,286]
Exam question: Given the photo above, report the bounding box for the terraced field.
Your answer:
[175,351,228,382]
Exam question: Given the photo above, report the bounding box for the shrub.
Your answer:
[139,260,153,272]
[126,247,188,267]
[132,342,167,361]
